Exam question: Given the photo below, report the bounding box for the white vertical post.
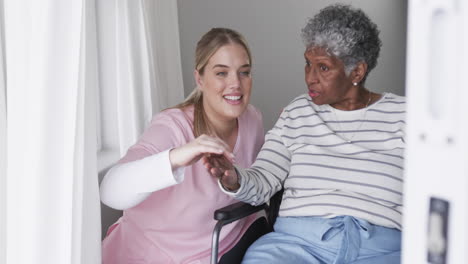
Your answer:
[403,0,468,263]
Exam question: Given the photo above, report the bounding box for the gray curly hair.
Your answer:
[301,4,382,81]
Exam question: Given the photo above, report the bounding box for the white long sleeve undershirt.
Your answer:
[100,149,185,210]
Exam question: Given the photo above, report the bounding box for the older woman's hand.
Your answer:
[202,154,240,191]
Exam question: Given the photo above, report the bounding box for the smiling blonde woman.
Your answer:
[100,28,266,264]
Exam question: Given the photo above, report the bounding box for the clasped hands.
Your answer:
[169,134,240,191]
[202,152,240,191]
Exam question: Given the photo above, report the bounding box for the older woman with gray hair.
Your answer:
[205,4,405,264]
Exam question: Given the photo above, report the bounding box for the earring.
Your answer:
[353,82,358,86]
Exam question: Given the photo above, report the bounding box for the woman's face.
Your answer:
[304,47,354,106]
[195,43,252,122]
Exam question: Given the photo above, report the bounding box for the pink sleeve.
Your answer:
[118,111,189,164]
[99,110,192,210]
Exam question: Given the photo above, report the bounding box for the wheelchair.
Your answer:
[211,190,284,264]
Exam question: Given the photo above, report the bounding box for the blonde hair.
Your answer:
[173,28,252,137]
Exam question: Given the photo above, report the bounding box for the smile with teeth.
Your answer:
[223,95,242,101]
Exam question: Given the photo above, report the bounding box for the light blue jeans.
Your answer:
[242,216,401,264]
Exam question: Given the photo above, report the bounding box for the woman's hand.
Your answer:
[169,134,234,170]
[202,155,240,191]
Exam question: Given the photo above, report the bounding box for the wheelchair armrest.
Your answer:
[214,201,268,223]
[211,202,269,264]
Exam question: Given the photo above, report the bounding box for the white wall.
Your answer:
[177,0,408,130]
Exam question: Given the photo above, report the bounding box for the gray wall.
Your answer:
[177,0,407,130]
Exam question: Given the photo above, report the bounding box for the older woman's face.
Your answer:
[304,47,353,106]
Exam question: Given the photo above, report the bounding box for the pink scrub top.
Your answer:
[101,105,264,264]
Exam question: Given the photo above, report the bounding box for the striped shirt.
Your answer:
[232,93,406,230]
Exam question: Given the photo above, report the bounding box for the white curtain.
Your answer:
[97,0,184,161]
[115,0,156,155]
[2,0,184,262]
[96,0,185,240]
[4,0,101,263]
[115,0,184,155]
